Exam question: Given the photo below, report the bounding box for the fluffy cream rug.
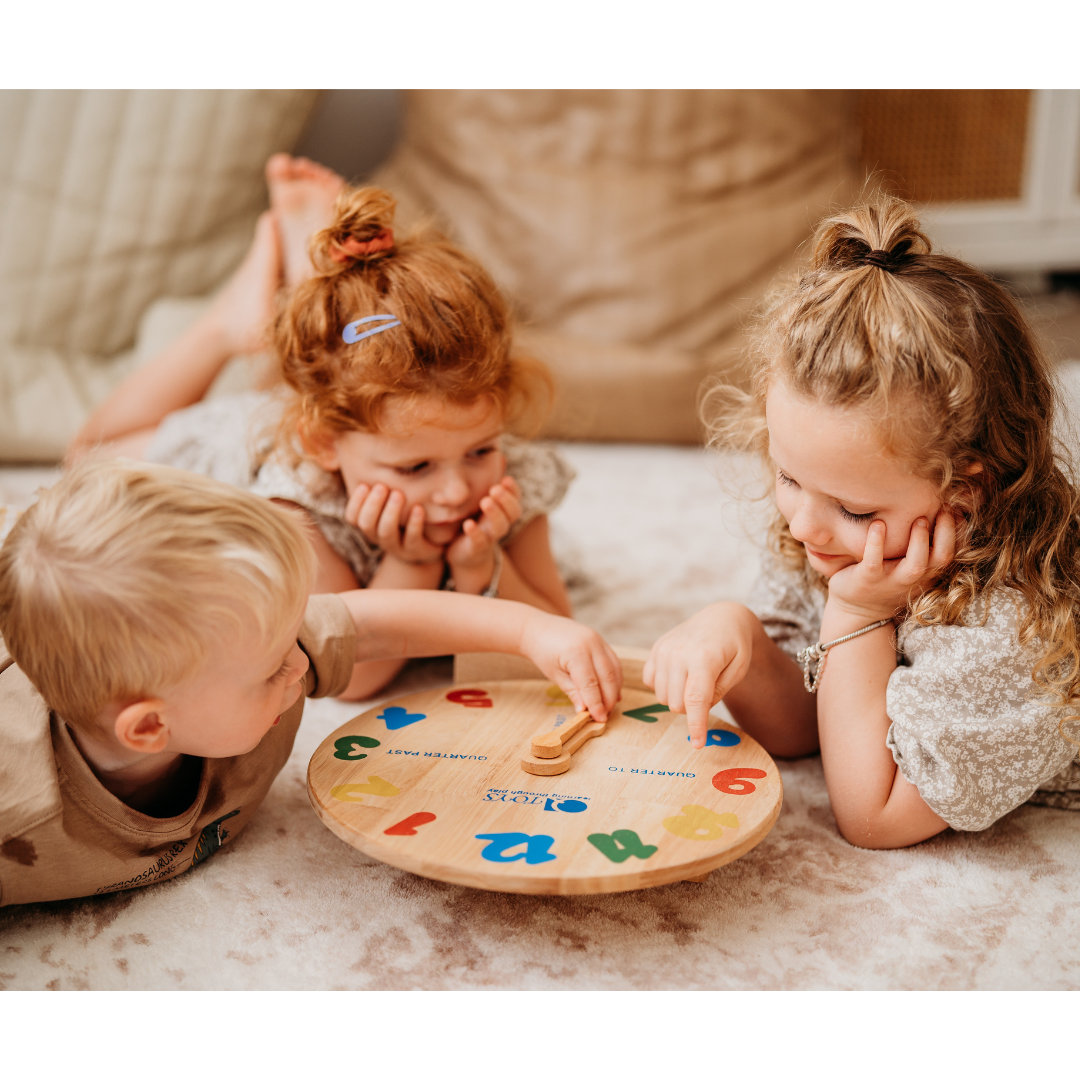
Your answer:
[1,445,1078,990]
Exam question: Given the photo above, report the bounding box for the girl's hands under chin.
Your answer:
[826,507,956,622]
[345,482,445,565]
[445,476,522,580]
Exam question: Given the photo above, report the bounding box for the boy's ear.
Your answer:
[114,699,170,755]
[298,420,340,472]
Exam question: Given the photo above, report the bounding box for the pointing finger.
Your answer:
[681,671,717,750]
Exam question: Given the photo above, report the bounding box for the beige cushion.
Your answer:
[0,90,318,461]
[374,90,852,442]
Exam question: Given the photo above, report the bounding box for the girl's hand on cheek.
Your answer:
[479,476,522,541]
[446,517,497,573]
[346,482,444,565]
[828,508,956,621]
[445,477,523,581]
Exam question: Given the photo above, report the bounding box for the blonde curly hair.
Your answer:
[704,196,1080,739]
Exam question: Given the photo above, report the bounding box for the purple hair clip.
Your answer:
[343,314,401,344]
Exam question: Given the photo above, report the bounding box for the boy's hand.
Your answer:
[827,508,955,623]
[518,609,622,722]
[345,483,445,565]
[445,476,522,573]
[643,602,755,749]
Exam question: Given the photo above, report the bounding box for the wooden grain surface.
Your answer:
[308,680,782,895]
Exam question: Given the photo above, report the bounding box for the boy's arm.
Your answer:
[336,590,622,720]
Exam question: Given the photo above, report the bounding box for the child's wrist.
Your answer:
[377,554,445,585]
[446,550,497,594]
[385,549,443,567]
[821,598,896,638]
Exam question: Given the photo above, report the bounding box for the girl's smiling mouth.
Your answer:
[806,548,847,561]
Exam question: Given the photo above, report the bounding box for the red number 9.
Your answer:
[712,768,767,795]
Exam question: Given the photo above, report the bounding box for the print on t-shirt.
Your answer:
[190,809,241,868]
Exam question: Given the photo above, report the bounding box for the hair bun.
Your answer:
[311,186,398,271]
[811,196,932,273]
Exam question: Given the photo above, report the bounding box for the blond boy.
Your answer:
[0,460,620,906]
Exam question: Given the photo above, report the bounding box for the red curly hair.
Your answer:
[273,184,552,447]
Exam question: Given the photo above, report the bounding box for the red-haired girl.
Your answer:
[73,156,573,699]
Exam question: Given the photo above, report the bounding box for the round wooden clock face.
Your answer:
[308,680,782,895]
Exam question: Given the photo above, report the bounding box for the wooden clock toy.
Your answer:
[307,651,783,895]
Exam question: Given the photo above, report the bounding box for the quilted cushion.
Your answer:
[0,89,318,461]
[374,90,852,442]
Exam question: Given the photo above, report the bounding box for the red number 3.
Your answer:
[712,768,767,795]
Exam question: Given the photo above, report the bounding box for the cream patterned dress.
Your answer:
[748,549,1080,829]
[145,391,575,586]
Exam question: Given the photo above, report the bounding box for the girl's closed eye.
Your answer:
[838,505,876,523]
[468,444,498,461]
[394,460,431,477]
[779,468,876,522]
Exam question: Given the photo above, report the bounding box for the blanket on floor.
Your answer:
[1,445,1077,989]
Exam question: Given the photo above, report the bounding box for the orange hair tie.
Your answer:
[330,229,395,263]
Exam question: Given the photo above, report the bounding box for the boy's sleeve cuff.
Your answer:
[298,594,357,699]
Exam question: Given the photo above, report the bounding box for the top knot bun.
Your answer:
[811,196,933,274]
[311,186,398,272]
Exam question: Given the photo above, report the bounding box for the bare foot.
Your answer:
[265,153,346,287]
[206,210,282,356]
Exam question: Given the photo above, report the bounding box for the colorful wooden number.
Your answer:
[333,735,381,760]
[378,706,427,730]
[623,703,670,723]
[662,804,739,841]
[475,832,557,864]
[545,684,573,707]
[446,689,493,708]
[330,776,401,801]
[687,729,741,747]
[384,812,437,835]
[587,830,658,863]
[711,768,767,794]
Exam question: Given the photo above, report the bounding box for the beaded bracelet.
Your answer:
[795,617,894,693]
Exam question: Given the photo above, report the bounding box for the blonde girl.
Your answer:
[72,160,573,700]
[645,198,1080,849]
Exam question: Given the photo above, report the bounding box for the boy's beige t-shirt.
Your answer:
[0,594,356,907]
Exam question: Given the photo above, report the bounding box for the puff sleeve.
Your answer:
[886,591,1079,831]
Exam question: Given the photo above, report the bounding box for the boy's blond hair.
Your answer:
[0,459,315,728]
